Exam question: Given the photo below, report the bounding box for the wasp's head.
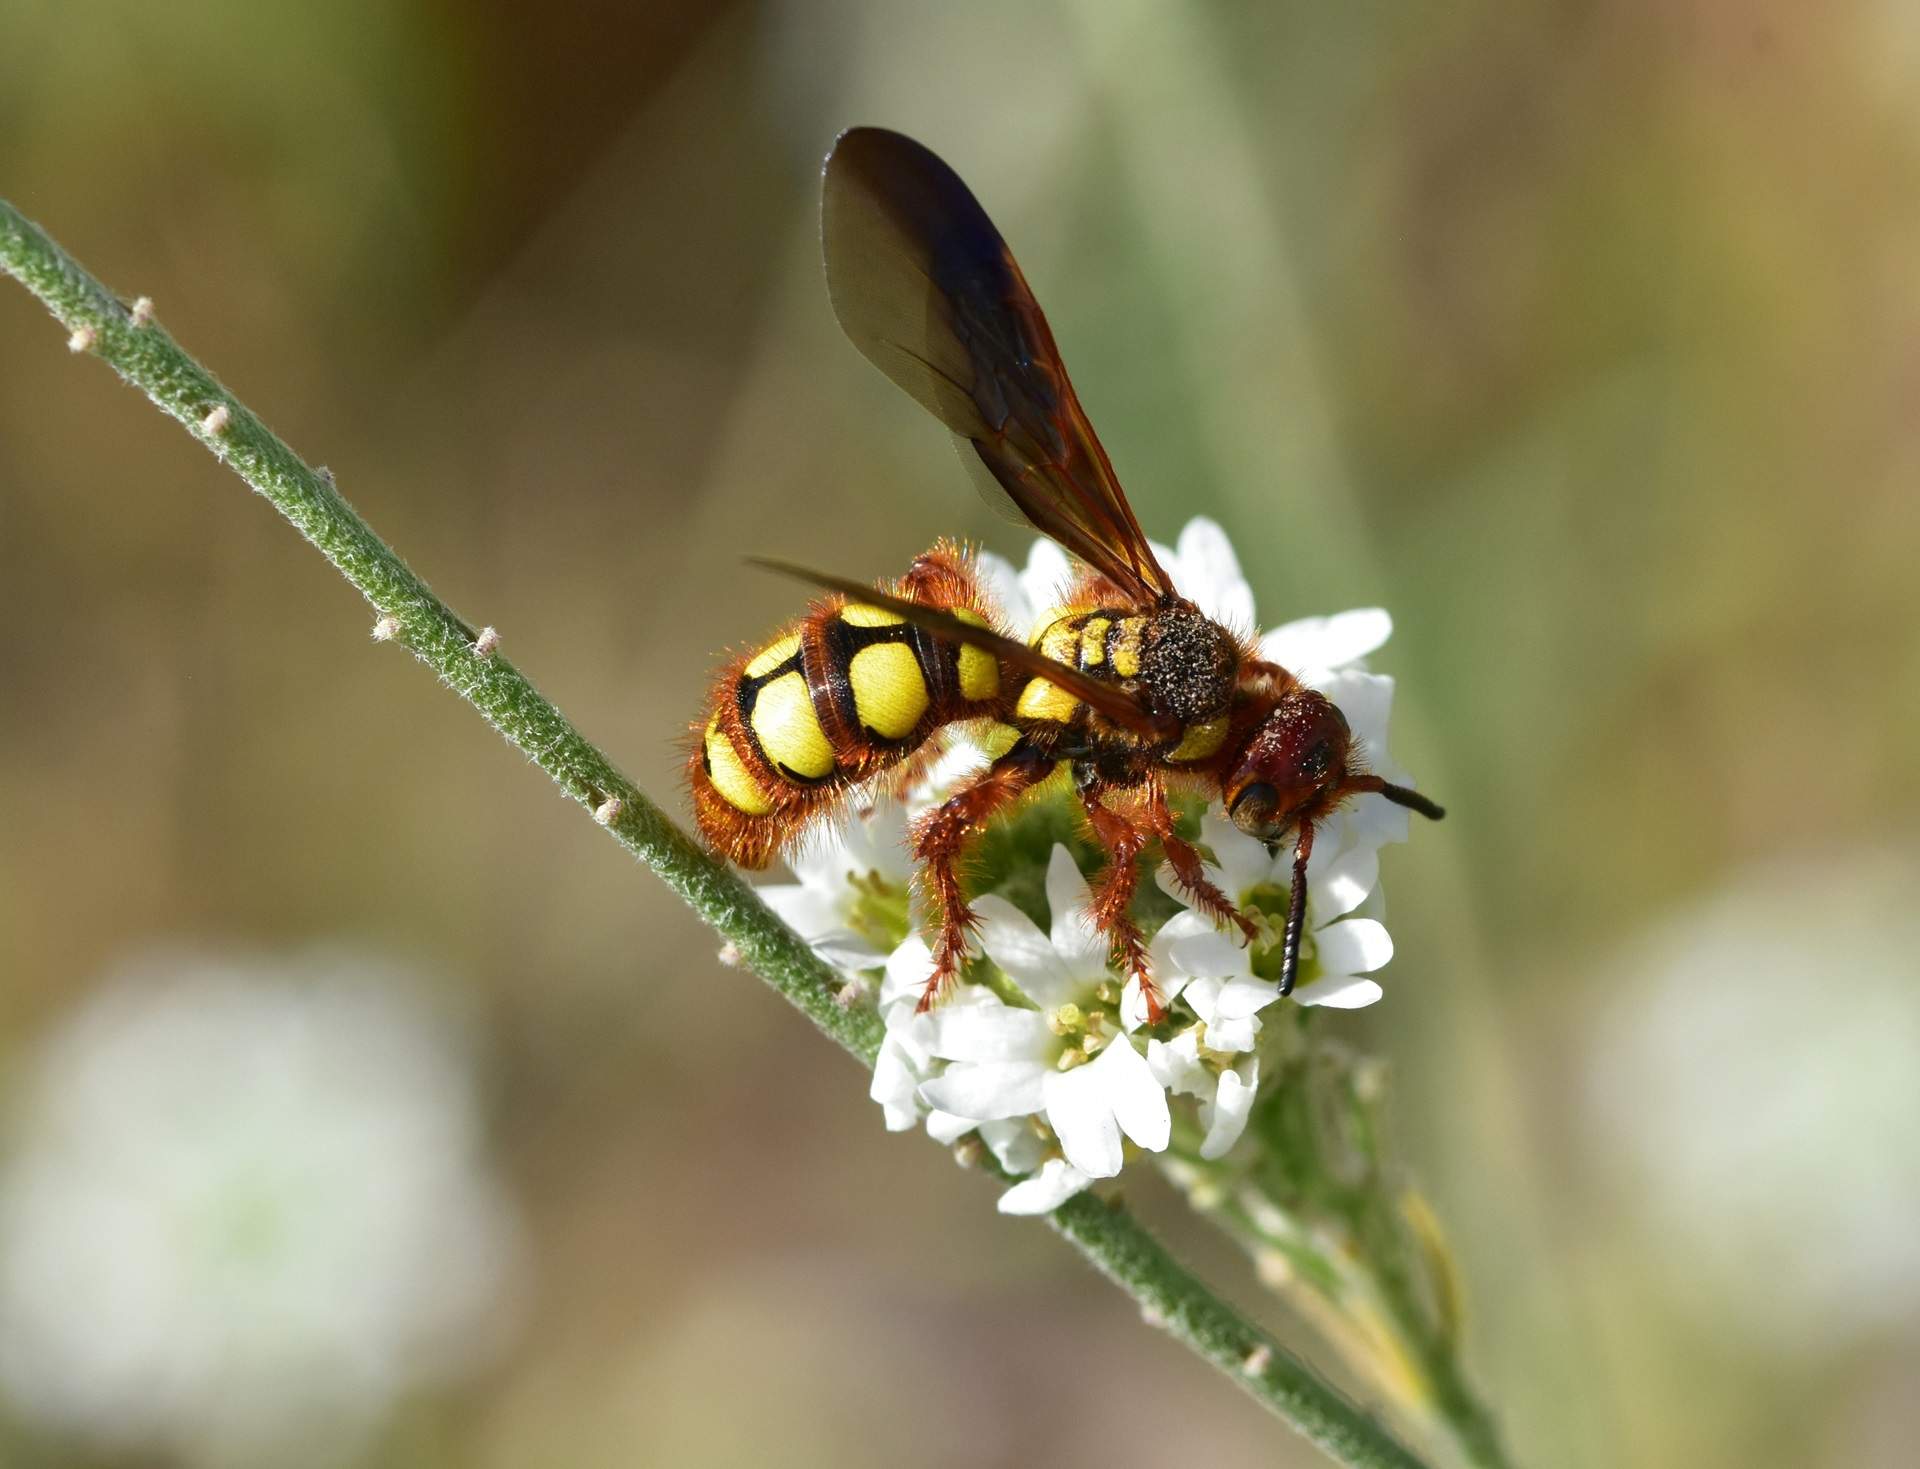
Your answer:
[1221,690,1356,847]
[1223,689,1446,849]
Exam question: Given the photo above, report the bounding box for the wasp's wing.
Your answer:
[822,127,1174,607]
[749,558,1178,740]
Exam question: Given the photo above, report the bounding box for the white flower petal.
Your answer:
[870,1040,926,1131]
[781,838,850,887]
[1349,879,1389,924]
[1206,1017,1263,1052]
[1348,789,1413,849]
[1197,812,1278,899]
[1151,861,1186,906]
[925,1110,976,1145]
[1043,846,1106,974]
[997,1159,1093,1215]
[923,1004,1054,1064]
[1091,1037,1170,1154]
[1293,976,1385,1009]
[1212,975,1284,1021]
[759,884,849,944]
[972,895,1074,1002]
[1120,968,1194,1031]
[972,550,1026,631]
[1171,518,1256,632]
[1261,608,1392,673]
[835,804,911,877]
[979,1117,1046,1176]
[1180,976,1226,1022]
[1149,907,1214,954]
[1156,857,1244,916]
[1200,1057,1259,1159]
[879,937,934,1012]
[1043,1066,1124,1178]
[920,1061,1048,1121]
[1308,842,1378,924]
[1146,1031,1210,1099]
[910,738,991,809]
[878,1004,934,1069]
[1168,929,1252,980]
[1181,977,1263,1051]
[1018,540,1074,632]
[1315,918,1394,977]
[1315,670,1397,768]
[810,932,889,970]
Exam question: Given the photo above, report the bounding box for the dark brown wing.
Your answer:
[749,558,1180,740]
[822,127,1173,608]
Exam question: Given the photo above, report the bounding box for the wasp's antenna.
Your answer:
[1349,774,1446,822]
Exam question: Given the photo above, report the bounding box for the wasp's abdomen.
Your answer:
[691,573,1002,868]
[1012,609,1148,725]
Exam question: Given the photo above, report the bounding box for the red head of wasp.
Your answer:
[689,128,1443,1021]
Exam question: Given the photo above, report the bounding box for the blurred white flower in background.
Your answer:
[1584,851,1920,1352]
[0,948,526,1464]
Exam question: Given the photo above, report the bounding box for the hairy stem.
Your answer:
[2,198,1429,1469]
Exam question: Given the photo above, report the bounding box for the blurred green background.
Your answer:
[4,2,1919,1466]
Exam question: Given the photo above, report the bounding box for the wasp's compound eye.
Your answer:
[1300,740,1332,782]
[1229,782,1277,821]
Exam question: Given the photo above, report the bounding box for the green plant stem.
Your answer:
[1361,1211,1511,1469]
[2,199,1429,1469]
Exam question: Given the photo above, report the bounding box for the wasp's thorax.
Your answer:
[1136,601,1238,722]
[1223,689,1357,845]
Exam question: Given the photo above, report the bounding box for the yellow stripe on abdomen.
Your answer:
[743,632,802,678]
[703,715,774,815]
[952,609,1001,702]
[1038,618,1079,665]
[1110,618,1144,678]
[848,642,929,740]
[1015,677,1080,724]
[840,603,905,628]
[1079,617,1111,667]
[749,670,835,781]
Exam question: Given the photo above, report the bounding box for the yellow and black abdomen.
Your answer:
[1012,608,1232,765]
[691,584,1002,868]
[1010,609,1148,730]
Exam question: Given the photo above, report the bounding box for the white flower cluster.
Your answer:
[761,519,1421,1214]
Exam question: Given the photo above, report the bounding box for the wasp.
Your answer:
[689,127,1443,1020]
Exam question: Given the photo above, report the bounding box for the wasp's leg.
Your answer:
[1078,782,1166,1024]
[1147,784,1257,944]
[899,539,984,606]
[1278,820,1315,997]
[909,736,1056,1010]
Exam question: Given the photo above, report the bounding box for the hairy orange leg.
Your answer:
[1079,784,1167,1024]
[1147,784,1257,944]
[899,539,985,606]
[909,737,1056,1010]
